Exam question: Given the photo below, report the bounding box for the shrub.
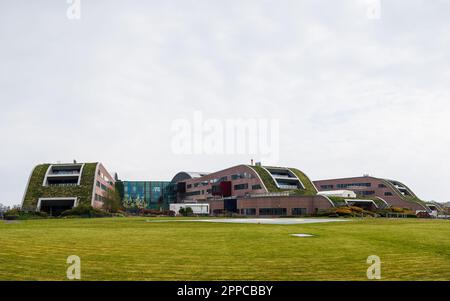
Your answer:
[60,205,111,218]
[348,206,364,213]
[179,207,194,216]
[335,208,353,216]
[3,208,48,220]
[390,207,404,213]
[140,209,174,216]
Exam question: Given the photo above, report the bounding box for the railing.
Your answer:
[248,191,290,198]
[49,170,80,175]
[278,184,298,190]
[48,183,78,187]
[272,174,297,180]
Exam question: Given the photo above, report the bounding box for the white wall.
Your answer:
[170,203,209,215]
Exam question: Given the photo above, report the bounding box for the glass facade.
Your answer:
[122,181,175,210]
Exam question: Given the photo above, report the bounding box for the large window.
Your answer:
[234,183,249,190]
[185,191,201,196]
[337,183,371,189]
[259,208,287,216]
[122,181,172,209]
[361,190,375,196]
[241,208,256,215]
[292,208,307,216]
[252,184,262,190]
[320,185,333,189]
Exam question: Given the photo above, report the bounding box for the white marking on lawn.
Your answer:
[290,234,315,237]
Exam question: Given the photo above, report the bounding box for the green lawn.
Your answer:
[0,217,449,281]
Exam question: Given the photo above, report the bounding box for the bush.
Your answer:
[179,207,194,216]
[60,205,111,218]
[348,206,364,213]
[139,209,174,216]
[3,208,48,220]
[335,208,353,216]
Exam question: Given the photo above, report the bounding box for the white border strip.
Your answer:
[246,165,268,192]
[21,164,38,209]
[37,197,78,211]
[91,163,100,206]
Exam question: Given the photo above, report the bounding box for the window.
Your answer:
[320,185,333,189]
[187,184,192,189]
[185,191,201,196]
[252,184,262,190]
[95,194,105,202]
[234,183,249,190]
[384,192,393,196]
[194,183,199,188]
[361,190,375,196]
[96,181,100,187]
[242,208,256,215]
[259,208,287,216]
[337,183,371,189]
[292,208,307,216]
[378,184,387,188]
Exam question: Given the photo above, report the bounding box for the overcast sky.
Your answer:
[1,0,450,207]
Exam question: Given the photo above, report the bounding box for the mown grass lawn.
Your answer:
[0,217,449,280]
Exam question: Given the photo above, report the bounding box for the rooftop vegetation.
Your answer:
[249,165,317,196]
[22,163,98,211]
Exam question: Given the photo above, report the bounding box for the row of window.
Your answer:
[322,183,388,189]
[241,208,308,216]
[96,181,108,191]
[215,208,309,216]
[187,183,262,196]
[336,183,372,189]
[231,173,254,180]
[48,183,77,187]
[234,183,248,190]
[187,173,257,189]
[94,193,106,202]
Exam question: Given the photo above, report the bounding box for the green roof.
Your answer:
[248,165,317,196]
[379,178,427,207]
[22,163,98,210]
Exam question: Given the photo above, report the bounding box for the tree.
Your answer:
[157,196,164,211]
[102,188,122,213]
[0,203,9,220]
[179,206,193,217]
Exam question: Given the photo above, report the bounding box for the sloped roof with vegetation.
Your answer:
[379,178,427,207]
[22,163,98,210]
[248,165,317,196]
